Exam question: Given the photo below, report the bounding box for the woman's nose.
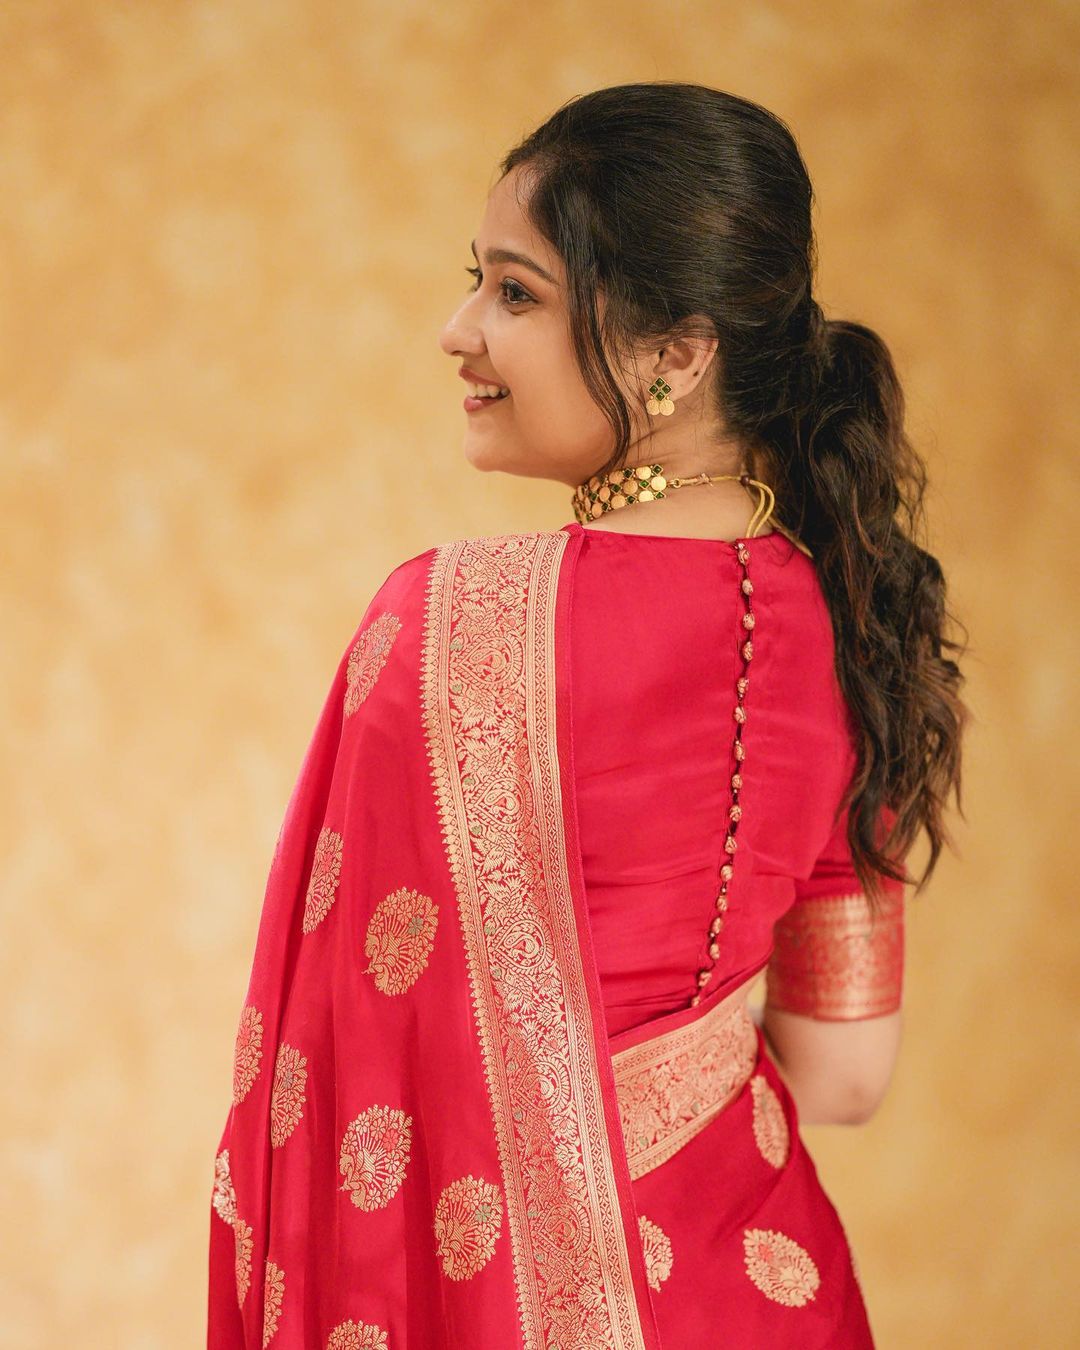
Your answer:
[439,297,483,358]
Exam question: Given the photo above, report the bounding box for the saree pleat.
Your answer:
[208,525,882,1348]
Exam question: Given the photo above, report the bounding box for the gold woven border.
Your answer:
[613,993,758,1181]
[420,532,647,1350]
[765,889,905,1019]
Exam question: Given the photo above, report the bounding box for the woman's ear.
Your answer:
[654,319,720,399]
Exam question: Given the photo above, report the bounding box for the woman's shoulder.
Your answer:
[352,528,563,627]
[373,521,820,612]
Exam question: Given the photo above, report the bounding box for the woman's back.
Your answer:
[208,523,900,1347]
[564,520,868,1039]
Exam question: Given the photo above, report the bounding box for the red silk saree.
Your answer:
[208,523,906,1348]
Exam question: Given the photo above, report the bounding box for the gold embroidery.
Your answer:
[212,1148,237,1226]
[637,1215,674,1291]
[338,1104,413,1210]
[344,612,402,717]
[742,1228,820,1307]
[262,1260,284,1345]
[766,888,904,1019]
[363,887,439,994]
[433,1175,504,1281]
[613,994,758,1180]
[326,1321,389,1349]
[750,1075,789,1168]
[233,1005,264,1105]
[302,826,344,933]
[234,1215,254,1306]
[420,532,647,1348]
[270,1043,308,1148]
[213,1149,254,1310]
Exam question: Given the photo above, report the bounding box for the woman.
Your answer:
[208,83,967,1348]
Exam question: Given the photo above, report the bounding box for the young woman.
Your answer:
[208,83,967,1348]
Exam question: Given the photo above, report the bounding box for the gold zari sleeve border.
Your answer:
[764,889,905,1020]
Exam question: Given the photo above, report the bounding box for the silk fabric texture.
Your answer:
[208,523,905,1348]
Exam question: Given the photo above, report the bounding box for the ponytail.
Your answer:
[761,313,970,903]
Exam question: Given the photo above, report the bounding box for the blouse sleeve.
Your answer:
[764,803,907,1021]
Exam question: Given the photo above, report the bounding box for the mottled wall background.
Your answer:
[2,2,1077,1346]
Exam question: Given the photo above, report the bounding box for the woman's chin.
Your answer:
[462,432,515,473]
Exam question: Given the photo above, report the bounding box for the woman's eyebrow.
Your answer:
[470,239,558,286]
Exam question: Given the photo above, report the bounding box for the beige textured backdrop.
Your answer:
[3,3,1077,1346]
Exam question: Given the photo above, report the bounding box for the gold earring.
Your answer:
[646,377,675,416]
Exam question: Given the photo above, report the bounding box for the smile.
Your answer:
[464,390,511,412]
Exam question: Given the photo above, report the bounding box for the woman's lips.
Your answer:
[464,392,511,412]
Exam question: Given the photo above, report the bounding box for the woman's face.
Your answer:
[439,165,626,489]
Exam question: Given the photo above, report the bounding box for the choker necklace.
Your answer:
[572,461,778,536]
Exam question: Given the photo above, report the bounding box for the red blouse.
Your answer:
[561,521,905,1040]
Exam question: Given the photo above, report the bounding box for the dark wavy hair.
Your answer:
[500,81,969,904]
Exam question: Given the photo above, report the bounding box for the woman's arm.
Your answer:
[750,1001,902,1126]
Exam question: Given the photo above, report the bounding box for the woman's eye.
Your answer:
[464,266,533,307]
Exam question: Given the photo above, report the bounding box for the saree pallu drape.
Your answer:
[208,529,875,1349]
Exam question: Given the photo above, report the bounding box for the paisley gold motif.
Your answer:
[742,1227,820,1307]
[326,1322,389,1350]
[637,1215,674,1291]
[234,1216,254,1306]
[433,1174,504,1281]
[270,1043,308,1148]
[750,1074,790,1168]
[302,826,344,933]
[262,1260,285,1345]
[363,887,439,994]
[232,1004,264,1105]
[212,1148,237,1226]
[613,993,758,1180]
[339,1104,413,1210]
[344,612,402,717]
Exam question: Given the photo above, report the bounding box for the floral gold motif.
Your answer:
[339,1104,413,1211]
[234,1215,254,1306]
[270,1043,308,1148]
[212,1151,254,1310]
[363,887,439,994]
[233,1005,264,1105]
[433,1174,504,1281]
[637,1215,674,1291]
[750,1075,790,1168]
[262,1259,284,1345]
[344,612,402,717]
[742,1227,820,1307]
[302,826,344,933]
[326,1322,390,1350]
[212,1148,237,1226]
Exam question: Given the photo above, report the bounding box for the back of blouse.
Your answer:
[561,520,905,1041]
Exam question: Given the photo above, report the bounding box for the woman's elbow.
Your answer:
[783,1069,892,1127]
[834,1075,891,1125]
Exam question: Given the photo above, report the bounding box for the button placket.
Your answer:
[691,542,755,1007]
